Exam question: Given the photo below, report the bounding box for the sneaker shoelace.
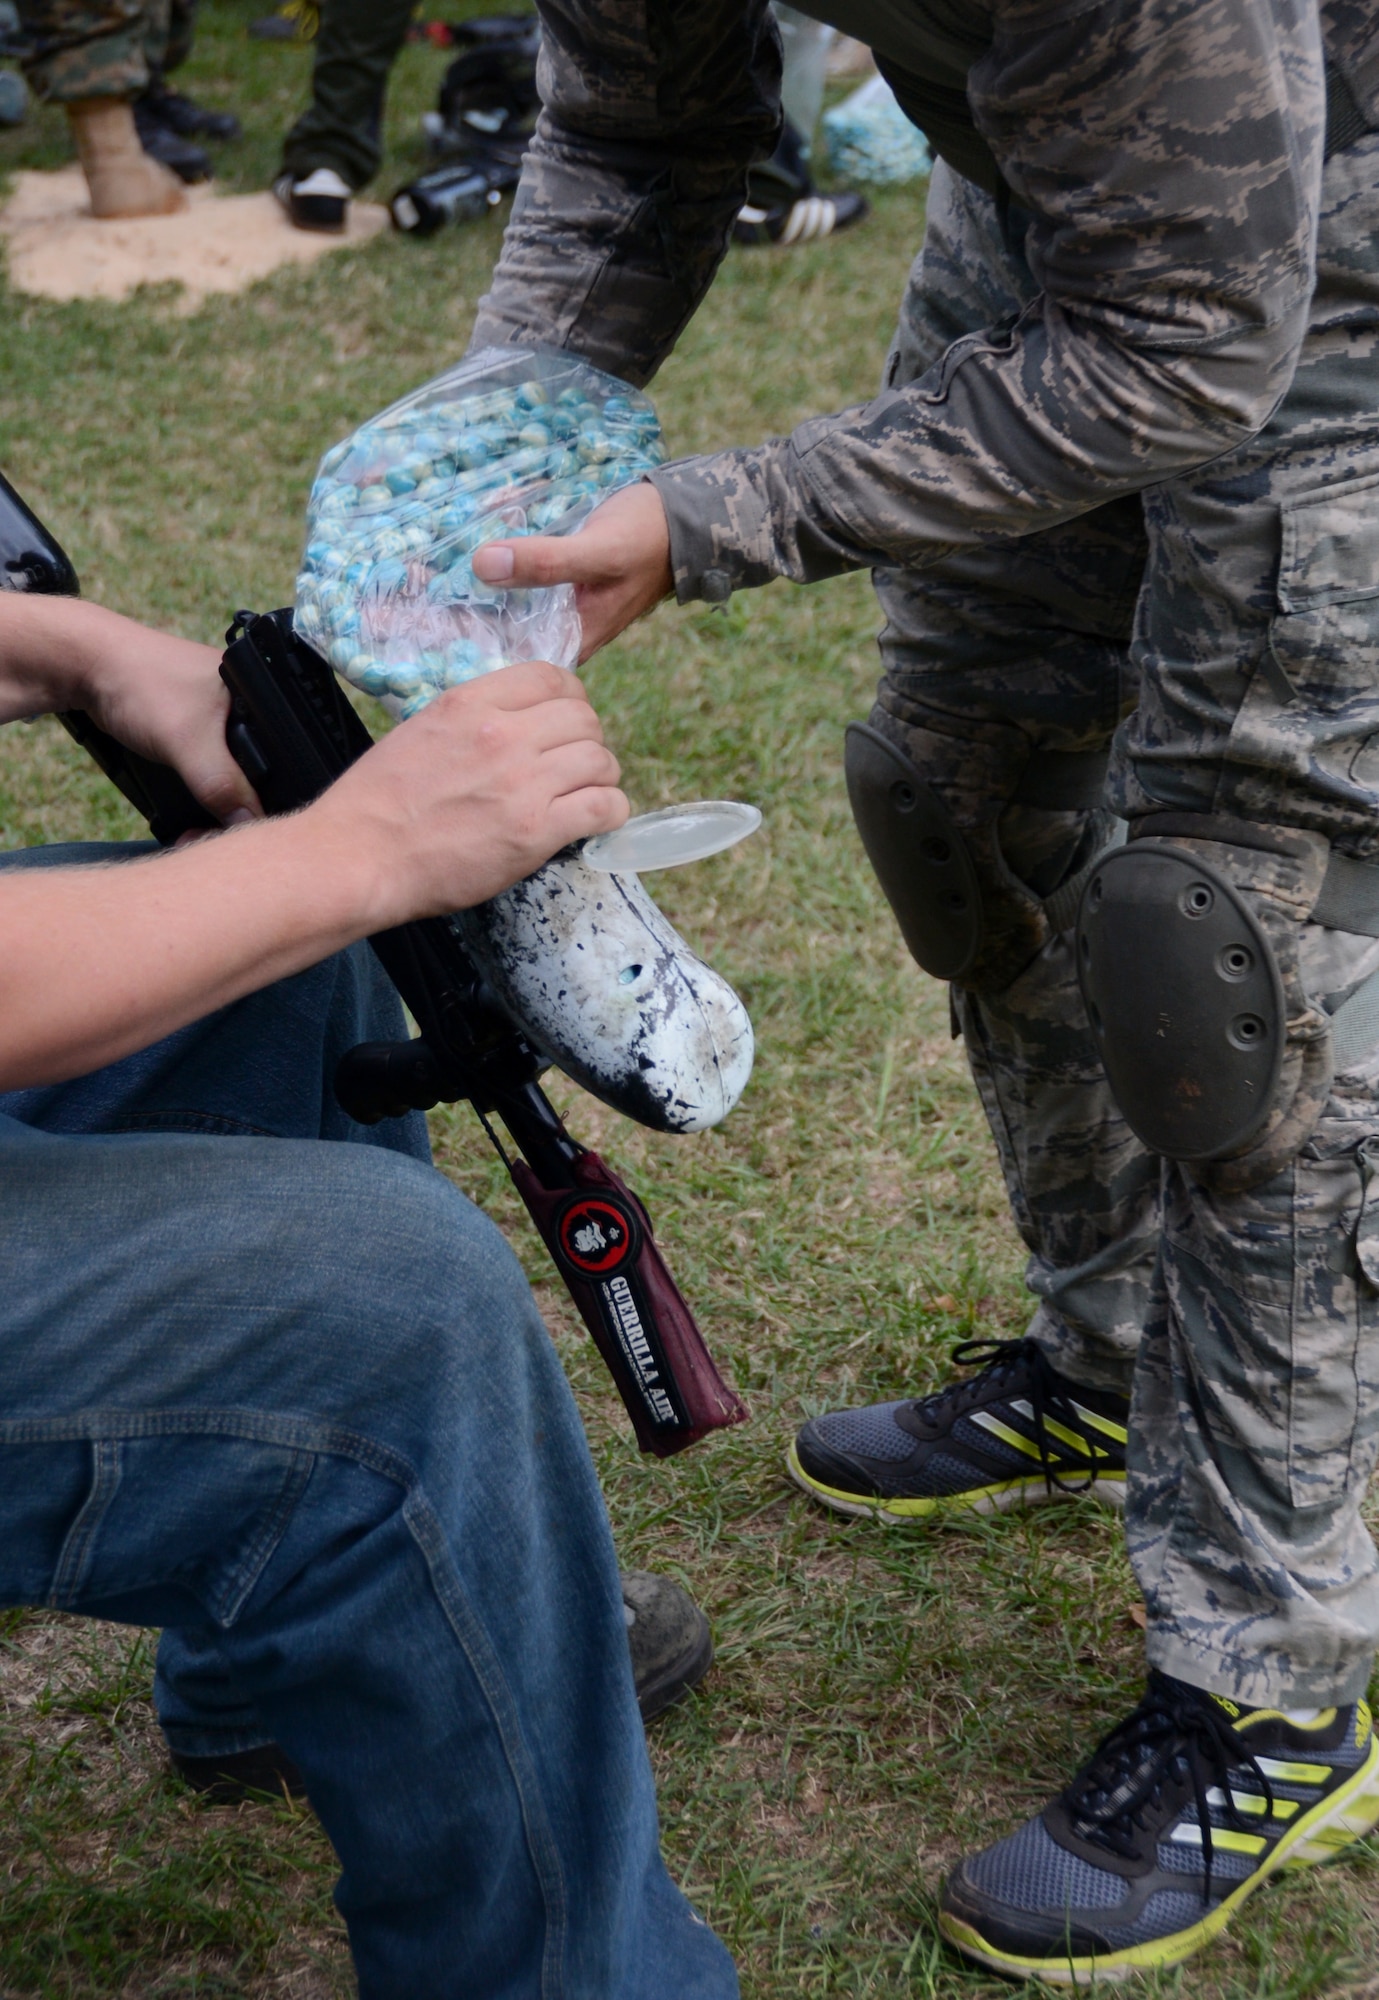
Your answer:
[912,1336,1109,1496]
[1062,1676,1274,1905]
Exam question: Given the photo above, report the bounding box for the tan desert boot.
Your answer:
[66,98,187,219]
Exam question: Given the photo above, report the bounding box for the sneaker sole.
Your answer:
[939,1735,1379,1986]
[785,1441,1126,1522]
[289,200,347,232]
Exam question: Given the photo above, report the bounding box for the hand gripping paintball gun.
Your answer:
[0,471,747,1457]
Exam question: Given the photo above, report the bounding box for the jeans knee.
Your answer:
[323,1148,561,1439]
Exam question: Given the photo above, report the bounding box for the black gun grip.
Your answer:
[226,715,272,794]
[57,708,218,848]
[336,1039,446,1123]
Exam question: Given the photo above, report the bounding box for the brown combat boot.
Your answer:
[66,98,187,219]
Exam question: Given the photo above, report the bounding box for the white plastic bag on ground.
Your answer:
[822,74,931,186]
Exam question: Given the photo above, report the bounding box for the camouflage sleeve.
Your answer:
[1321,0,1379,124]
[647,0,1326,601]
[468,0,782,386]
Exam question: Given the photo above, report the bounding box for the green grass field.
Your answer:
[1,5,1377,1993]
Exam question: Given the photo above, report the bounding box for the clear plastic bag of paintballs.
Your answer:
[293,347,665,718]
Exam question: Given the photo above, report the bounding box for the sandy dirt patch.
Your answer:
[0,164,387,311]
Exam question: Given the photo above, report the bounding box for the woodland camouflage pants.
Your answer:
[874,139,1379,1705]
[16,0,194,101]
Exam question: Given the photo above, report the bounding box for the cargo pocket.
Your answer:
[1268,470,1379,709]
[1286,1135,1376,1508]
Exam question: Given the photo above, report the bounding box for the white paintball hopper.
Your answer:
[463,847,754,1134]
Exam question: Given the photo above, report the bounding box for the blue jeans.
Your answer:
[0,843,737,2000]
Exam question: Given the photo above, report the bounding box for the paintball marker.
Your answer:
[0,470,747,1458]
[390,155,522,236]
[392,14,535,234]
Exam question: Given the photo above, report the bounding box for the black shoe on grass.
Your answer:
[171,1571,710,1802]
[732,113,868,247]
[172,1742,305,1803]
[732,189,868,246]
[940,1672,1379,1985]
[138,81,240,144]
[787,1337,1129,1522]
[623,1569,713,1721]
[131,104,212,183]
[273,166,349,232]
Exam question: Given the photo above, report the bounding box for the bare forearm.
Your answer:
[0,591,261,825]
[0,591,110,717]
[0,658,626,1090]
[0,813,383,1088]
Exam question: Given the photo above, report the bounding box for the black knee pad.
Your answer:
[1077,843,1287,1161]
[844,724,983,980]
[1076,816,1359,1189]
[845,716,1116,993]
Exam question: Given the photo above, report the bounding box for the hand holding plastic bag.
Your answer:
[293,348,754,1135]
[295,346,665,712]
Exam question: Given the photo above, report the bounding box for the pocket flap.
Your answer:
[1278,474,1379,613]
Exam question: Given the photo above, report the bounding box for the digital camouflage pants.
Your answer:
[875,138,1379,1706]
[16,0,194,102]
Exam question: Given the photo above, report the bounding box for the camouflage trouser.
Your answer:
[278,0,414,191]
[16,0,194,102]
[876,140,1379,1704]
